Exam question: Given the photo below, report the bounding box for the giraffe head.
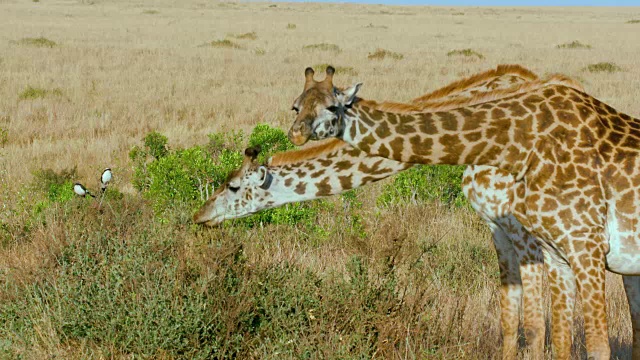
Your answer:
[289,65,350,146]
[193,146,274,226]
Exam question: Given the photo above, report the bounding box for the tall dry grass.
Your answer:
[1,0,639,358]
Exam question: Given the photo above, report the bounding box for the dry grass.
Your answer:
[556,40,592,49]
[447,48,485,59]
[367,48,403,60]
[585,62,623,73]
[0,1,639,358]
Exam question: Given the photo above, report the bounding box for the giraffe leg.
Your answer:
[499,216,546,359]
[515,237,545,359]
[622,275,640,359]
[568,240,610,360]
[489,222,522,360]
[544,249,576,360]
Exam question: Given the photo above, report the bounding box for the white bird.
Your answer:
[100,168,112,192]
[73,182,95,198]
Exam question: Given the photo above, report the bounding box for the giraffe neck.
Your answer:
[263,140,412,206]
[334,85,569,173]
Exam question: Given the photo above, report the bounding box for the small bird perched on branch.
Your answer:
[73,182,95,198]
[100,168,112,192]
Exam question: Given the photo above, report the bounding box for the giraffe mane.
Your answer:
[268,138,346,166]
[268,66,583,167]
[357,73,584,115]
[412,64,539,104]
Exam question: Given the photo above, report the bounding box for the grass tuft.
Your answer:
[447,49,484,59]
[0,128,7,147]
[452,12,465,15]
[302,43,341,53]
[254,48,266,56]
[556,40,591,49]
[313,64,358,76]
[18,86,64,100]
[367,48,403,60]
[627,19,640,24]
[230,32,257,40]
[286,23,296,29]
[585,62,622,73]
[142,9,159,15]
[15,37,57,48]
[202,39,242,49]
[364,23,388,29]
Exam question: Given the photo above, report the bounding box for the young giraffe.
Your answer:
[288,66,640,360]
[195,65,582,359]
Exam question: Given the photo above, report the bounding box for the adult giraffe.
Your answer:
[287,65,640,360]
[195,65,584,359]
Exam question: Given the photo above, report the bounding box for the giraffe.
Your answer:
[287,66,640,360]
[195,65,582,359]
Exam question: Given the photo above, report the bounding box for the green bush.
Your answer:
[0,128,7,147]
[378,165,467,208]
[130,125,323,230]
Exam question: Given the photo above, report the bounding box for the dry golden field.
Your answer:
[1,0,640,358]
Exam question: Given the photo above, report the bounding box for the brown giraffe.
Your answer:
[195,65,585,358]
[287,66,640,360]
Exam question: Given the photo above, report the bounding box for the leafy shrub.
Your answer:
[378,165,467,208]
[15,37,57,48]
[302,43,341,53]
[142,9,159,15]
[364,23,388,29]
[31,167,78,203]
[585,62,622,73]
[627,19,640,24]
[131,124,324,229]
[286,23,296,29]
[556,40,591,49]
[447,49,484,59]
[367,49,403,60]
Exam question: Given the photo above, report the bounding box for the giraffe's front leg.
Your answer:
[568,237,610,360]
[544,249,577,360]
[622,275,640,359]
[517,244,545,359]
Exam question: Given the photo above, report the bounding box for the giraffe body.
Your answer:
[288,66,640,359]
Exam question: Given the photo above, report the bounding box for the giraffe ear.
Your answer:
[257,166,273,190]
[338,82,362,107]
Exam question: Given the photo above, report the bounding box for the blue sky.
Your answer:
[284,0,639,6]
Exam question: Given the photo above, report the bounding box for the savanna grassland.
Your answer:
[1,0,640,358]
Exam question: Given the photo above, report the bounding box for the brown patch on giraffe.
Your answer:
[536,103,555,133]
[440,112,458,131]
[294,182,307,195]
[377,143,390,158]
[334,160,353,171]
[389,137,404,157]
[310,170,326,178]
[315,177,332,196]
[464,141,488,164]
[375,120,391,138]
[397,121,416,135]
[439,134,464,164]
[464,131,483,142]
[284,178,293,187]
[339,174,353,189]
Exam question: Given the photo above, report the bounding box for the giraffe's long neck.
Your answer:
[337,87,554,174]
[264,140,412,205]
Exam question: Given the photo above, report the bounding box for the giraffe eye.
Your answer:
[291,106,300,114]
[228,185,240,193]
[327,105,338,113]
